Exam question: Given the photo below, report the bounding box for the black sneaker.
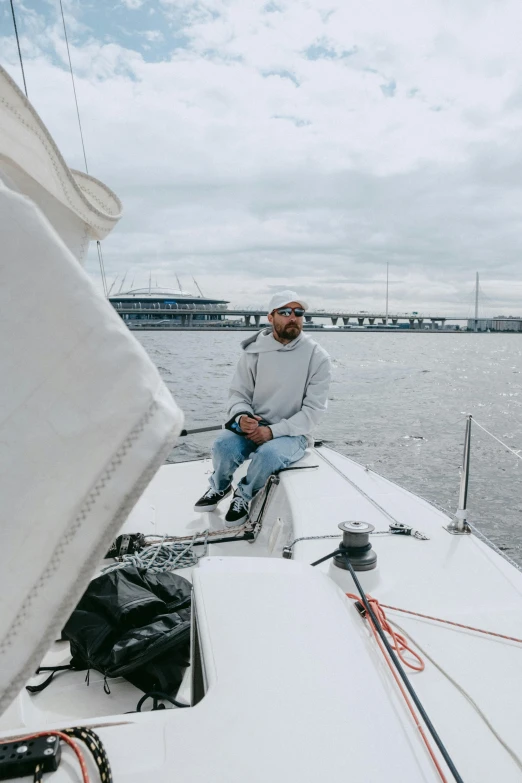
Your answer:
[225,492,250,527]
[194,485,231,513]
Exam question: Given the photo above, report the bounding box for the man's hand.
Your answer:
[247,426,273,445]
[239,414,262,435]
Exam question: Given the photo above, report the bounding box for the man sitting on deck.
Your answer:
[194,290,332,526]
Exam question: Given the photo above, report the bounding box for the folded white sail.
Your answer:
[0,73,183,715]
[0,65,122,263]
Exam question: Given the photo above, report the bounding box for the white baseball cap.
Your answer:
[267,290,309,314]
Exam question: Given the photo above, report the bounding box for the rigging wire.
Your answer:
[380,601,522,645]
[9,0,28,97]
[107,275,118,296]
[311,548,463,781]
[97,240,108,297]
[58,0,89,174]
[390,617,522,773]
[355,591,522,770]
[58,1,111,296]
[404,420,522,573]
[340,555,464,782]
[313,447,406,528]
[471,418,522,462]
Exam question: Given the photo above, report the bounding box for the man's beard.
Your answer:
[274,321,301,341]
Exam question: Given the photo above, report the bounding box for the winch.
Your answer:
[333,521,377,571]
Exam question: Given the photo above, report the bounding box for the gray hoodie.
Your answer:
[227,328,331,441]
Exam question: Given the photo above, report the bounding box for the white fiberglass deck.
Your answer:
[1,446,522,782]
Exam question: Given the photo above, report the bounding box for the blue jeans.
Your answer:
[209,430,308,502]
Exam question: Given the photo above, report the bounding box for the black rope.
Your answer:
[136,690,189,712]
[310,549,339,567]
[334,549,464,782]
[58,0,89,173]
[63,726,113,783]
[9,0,28,97]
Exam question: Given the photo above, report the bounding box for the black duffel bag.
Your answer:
[27,566,192,699]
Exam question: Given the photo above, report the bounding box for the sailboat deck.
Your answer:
[1,446,522,781]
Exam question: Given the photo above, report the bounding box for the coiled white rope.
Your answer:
[103,532,208,573]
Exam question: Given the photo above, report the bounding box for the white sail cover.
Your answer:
[0,81,183,714]
[0,65,122,263]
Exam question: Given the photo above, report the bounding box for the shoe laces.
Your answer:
[231,494,247,512]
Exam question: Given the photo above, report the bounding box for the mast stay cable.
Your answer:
[58,0,89,174]
[97,240,108,297]
[9,0,28,97]
[471,418,522,462]
[58,0,110,296]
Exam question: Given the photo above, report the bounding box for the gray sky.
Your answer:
[2,0,522,315]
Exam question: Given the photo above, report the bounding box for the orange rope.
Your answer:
[0,731,89,783]
[347,593,424,671]
[347,593,448,781]
[380,603,522,644]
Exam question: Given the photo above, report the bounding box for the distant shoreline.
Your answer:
[127,326,508,334]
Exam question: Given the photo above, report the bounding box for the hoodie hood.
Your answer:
[241,327,305,354]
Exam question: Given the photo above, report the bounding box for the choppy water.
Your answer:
[136,331,522,564]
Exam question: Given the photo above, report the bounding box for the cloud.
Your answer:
[121,0,146,9]
[1,0,522,315]
[142,29,163,42]
[380,79,396,98]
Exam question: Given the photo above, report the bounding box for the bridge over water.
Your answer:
[112,302,468,328]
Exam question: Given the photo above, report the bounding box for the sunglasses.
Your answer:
[275,307,305,317]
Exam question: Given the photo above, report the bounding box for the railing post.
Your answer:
[446,415,472,534]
